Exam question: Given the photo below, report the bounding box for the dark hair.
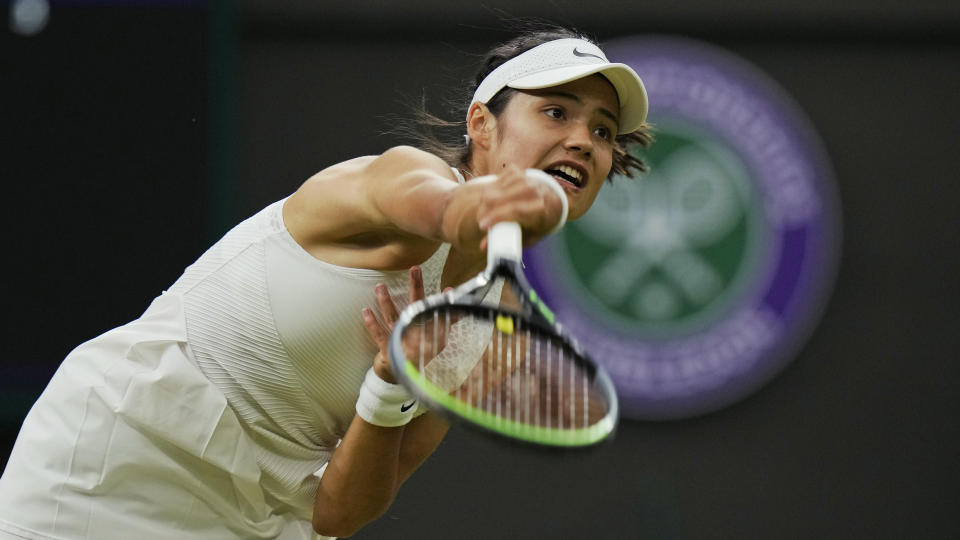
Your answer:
[404,25,653,181]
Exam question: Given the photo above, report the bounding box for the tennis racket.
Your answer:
[388,171,618,448]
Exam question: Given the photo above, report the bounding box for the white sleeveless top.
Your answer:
[0,168,502,540]
[167,197,455,513]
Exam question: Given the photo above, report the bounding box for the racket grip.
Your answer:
[487,221,523,266]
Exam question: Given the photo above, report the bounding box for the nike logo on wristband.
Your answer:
[572,47,604,61]
[400,400,417,413]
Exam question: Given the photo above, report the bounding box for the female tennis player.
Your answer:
[0,26,651,539]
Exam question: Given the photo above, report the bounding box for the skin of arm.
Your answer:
[312,412,450,537]
[312,267,450,537]
[284,145,564,271]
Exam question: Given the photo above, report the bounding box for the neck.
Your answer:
[465,150,495,179]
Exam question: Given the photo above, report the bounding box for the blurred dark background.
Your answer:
[2,1,958,538]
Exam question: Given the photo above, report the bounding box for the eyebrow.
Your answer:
[537,90,619,125]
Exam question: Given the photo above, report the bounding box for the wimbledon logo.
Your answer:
[526,36,841,420]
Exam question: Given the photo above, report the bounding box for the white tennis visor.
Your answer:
[469,38,648,135]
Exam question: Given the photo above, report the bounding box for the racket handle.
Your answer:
[488,221,522,266]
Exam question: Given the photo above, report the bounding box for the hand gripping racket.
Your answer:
[389,170,619,448]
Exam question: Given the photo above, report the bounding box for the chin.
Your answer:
[566,204,587,222]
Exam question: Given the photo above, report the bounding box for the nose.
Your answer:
[563,121,593,157]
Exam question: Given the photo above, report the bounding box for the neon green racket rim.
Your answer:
[404,361,614,447]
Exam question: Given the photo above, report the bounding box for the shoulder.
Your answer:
[289,146,457,216]
[365,145,457,182]
[377,145,435,163]
[282,147,460,267]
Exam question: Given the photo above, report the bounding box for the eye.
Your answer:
[544,107,565,120]
[594,125,614,142]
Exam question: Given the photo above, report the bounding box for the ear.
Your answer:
[466,102,497,150]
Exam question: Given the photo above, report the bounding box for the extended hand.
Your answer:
[361,266,427,384]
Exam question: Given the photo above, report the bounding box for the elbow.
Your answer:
[312,516,360,538]
[312,511,364,538]
[312,499,392,538]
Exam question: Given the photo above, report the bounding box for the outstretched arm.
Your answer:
[284,146,565,269]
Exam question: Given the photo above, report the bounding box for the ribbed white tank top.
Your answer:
[164,170,479,517]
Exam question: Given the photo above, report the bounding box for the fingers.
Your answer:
[365,268,426,349]
[366,273,430,384]
[365,268,433,365]
[375,283,400,327]
[479,199,553,231]
[475,166,565,240]
[361,307,389,350]
[409,266,425,304]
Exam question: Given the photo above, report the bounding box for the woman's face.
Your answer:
[484,74,620,220]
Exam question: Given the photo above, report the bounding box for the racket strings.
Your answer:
[401,307,609,432]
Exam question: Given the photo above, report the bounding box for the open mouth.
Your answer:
[543,165,585,189]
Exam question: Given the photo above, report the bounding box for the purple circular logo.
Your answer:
[526,36,841,420]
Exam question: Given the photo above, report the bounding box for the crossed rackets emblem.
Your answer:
[574,144,750,321]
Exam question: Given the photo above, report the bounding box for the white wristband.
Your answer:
[355,367,418,427]
[525,168,568,236]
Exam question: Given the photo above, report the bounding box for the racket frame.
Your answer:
[388,239,619,448]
